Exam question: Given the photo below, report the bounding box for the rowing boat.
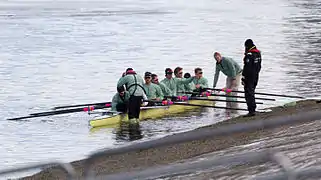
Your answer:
[89,96,217,128]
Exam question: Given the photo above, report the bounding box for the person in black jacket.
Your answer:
[242,39,262,117]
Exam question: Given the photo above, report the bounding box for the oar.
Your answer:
[52,102,111,110]
[177,92,276,101]
[144,100,248,111]
[7,104,111,121]
[205,88,304,99]
[164,96,264,104]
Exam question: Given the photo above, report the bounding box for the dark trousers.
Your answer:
[244,77,258,113]
[116,103,127,113]
[128,96,142,119]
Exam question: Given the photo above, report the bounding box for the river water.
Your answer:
[0,0,320,177]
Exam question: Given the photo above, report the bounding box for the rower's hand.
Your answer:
[195,84,201,89]
[155,98,161,101]
[141,101,148,106]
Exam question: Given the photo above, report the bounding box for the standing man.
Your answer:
[242,39,262,117]
[117,68,146,122]
[213,52,242,108]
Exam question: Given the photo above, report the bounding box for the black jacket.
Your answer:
[242,48,262,81]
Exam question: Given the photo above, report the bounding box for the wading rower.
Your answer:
[117,68,146,121]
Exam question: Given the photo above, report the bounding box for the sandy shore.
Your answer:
[20,99,321,180]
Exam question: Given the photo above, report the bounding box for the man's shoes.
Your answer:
[129,118,139,124]
[243,112,256,117]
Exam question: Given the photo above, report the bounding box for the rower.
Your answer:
[111,85,130,112]
[161,67,195,97]
[143,72,164,105]
[174,67,185,96]
[174,67,195,96]
[160,68,177,96]
[151,73,172,97]
[192,67,208,93]
[117,68,146,122]
[183,73,195,93]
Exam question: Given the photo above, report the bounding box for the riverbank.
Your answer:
[21,99,321,180]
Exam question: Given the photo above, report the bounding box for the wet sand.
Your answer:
[21,99,321,180]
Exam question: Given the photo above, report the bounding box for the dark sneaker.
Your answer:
[243,112,256,117]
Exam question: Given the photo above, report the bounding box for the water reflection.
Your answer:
[283,0,321,96]
[115,121,144,141]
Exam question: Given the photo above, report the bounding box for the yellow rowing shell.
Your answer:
[89,97,216,128]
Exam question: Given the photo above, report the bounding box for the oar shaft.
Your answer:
[144,100,248,111]
[212,93,275,101]
[206,88,304,99]
[7,104,110,121]
[53,102,111,110]
[165,96,263,104]
[172,102,248,111]
[176,92,275,101]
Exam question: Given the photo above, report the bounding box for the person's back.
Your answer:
[117,70,145,96]
[117,68,146,121]
[242,39,262,116]
[215,57,241,78]
[243,45,262,85]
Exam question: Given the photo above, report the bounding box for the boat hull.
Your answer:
[89,97,216,128]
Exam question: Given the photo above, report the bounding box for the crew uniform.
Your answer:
[117,68,146,120]
[143,72,164,105]
[111,86,130,112]
[242,39,262,116]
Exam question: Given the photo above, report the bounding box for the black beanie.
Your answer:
[244,39,254,48]
[117,85,125,93]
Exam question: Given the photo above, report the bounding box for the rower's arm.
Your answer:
[200,78,209,88]
[117,76,126,88]
[111,94,118,111]
[213,66,220,88]
[160,82,173,96]
[156,85,164,99]
[176,77,194,85]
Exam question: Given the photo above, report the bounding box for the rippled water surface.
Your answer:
[1,0,320,177]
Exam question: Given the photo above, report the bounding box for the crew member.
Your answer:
[213,52,242,108]
[111,85,130,112]
[160,68,177,96]
[192,67,208,92]
[242,39,262,116]
[183,73,194,94]
[117,68,146,121]
[151,73,172,97]
[143,72,164,104]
